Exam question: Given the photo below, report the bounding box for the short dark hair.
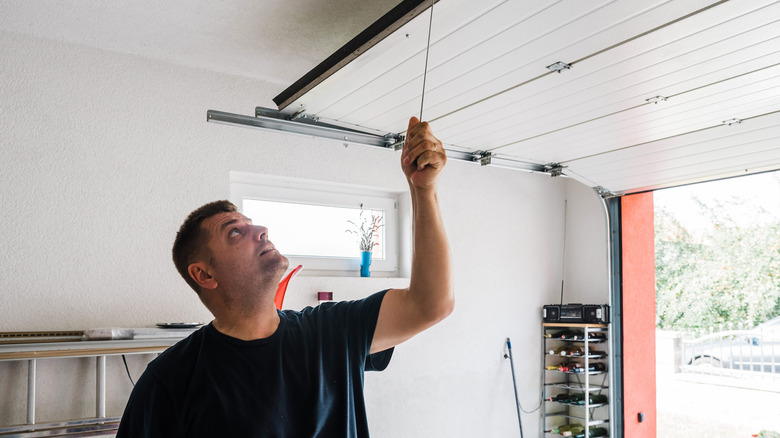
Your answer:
[172,200,237,293]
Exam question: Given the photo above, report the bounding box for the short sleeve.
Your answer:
[353,289,394,371]
[365,348,393,371]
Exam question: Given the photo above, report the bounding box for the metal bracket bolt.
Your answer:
[593,186,616,198]
[471,150,493,166]
[645,96,668,104]
[543,163,566,177]
[547,61,572,73]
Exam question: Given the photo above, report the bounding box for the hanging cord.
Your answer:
[504,337,543,436]
[505,338,523,437]
[122,355,136,387]
[419,0,434,120]
[560,199,567,306]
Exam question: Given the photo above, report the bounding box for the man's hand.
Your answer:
[401,117,447,191]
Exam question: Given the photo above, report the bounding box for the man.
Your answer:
[117,117,453,437]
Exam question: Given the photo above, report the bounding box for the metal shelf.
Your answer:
[545,382,609,392]
[0,330,196,437]
[542,323,611,437]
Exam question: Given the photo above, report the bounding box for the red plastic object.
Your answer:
[274,265,303,310]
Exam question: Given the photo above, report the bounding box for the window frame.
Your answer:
[230,171,401,275]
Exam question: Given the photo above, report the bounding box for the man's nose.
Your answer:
[253,225,269,241]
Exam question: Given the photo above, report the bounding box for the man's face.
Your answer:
[200,211,289,292]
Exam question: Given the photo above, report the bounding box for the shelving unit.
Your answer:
[0,331,195,437]
[542,323,610,437]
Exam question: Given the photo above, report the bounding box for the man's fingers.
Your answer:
[403,118,441,166]
[404,139,437,167]
[407,116,420,133]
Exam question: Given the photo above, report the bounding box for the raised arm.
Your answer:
[370,117,454,354]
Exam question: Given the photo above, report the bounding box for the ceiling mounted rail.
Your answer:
[206,108,548,174]
[206,108,404,149]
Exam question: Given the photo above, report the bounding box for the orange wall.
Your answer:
[621,192,657,437]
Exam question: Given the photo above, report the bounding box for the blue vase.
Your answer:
[360,251,372,277]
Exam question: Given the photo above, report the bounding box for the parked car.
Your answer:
[683,316,780,373]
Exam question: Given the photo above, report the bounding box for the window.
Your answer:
[230,171,401,275]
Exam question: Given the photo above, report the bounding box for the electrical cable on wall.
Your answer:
[122,355,136,387]
[504,337,544,437]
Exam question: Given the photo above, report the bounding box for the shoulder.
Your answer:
[284,289,390,326]
[143,325,208,382]
[319,289,391,316]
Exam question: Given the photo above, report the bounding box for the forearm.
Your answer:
[408,185,453,321]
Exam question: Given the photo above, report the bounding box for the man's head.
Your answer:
[173,200,237,294]
[173,200,289,303]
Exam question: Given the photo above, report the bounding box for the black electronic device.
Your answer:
[543,304,609,324]
[584,304,610,323]
[542,305,560,322]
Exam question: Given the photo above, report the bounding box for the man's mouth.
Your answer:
[259,245,276,256]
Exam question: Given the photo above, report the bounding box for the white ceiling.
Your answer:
[3,0,779,195]
[0,0,400,88]
[275,0,780,195]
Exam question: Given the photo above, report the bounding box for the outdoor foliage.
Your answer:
[655,180,780,331]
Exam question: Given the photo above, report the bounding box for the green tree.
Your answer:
[655,187,780,331]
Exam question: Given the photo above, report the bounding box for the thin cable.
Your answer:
[560,200,567,306]
[419,0,434,120]
[505,338,524,438]
[122,355,136,387]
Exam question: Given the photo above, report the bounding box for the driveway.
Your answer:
[657,371,780,437]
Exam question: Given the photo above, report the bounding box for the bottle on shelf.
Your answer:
[573,363,606,373]
[561,362,580,372]
[548,346,569,355]
[545,393,572,403]
[567,393,585,405]
[564,346,604,357]
[586,332,607,341]
[586,348,606,358]
[545,362,578,372]
[573,394,608,406]
[545,424,585,436]
[568,426,609,438]
[586,426,609,437]
[545,329,584,340]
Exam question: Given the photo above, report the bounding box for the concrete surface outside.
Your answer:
[657,330,780,437]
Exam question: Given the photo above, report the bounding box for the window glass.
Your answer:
[230,172,399,274]
[242,200,385,259]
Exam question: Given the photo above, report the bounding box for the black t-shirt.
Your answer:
[117,290,393,437]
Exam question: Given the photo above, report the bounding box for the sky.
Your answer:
[653,170,780,234]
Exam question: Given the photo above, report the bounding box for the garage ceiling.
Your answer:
[271,0,780,195]
[4,0,778,196]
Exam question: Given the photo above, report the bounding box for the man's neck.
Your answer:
[212,305,281,341]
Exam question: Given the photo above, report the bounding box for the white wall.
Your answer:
[563,180,611,305]
[0,31,609,436]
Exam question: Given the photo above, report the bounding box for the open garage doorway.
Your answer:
[653,171,780,437]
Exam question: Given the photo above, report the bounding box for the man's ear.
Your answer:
[188,263,218,290]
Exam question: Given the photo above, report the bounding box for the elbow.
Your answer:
[428,294,455,325]
[442,296,455,320]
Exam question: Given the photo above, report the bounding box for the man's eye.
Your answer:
[229,228,241,237]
